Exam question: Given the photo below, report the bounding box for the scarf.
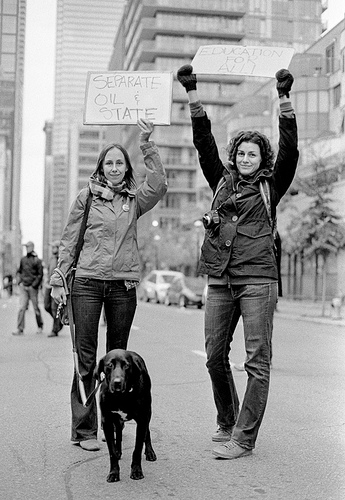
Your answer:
[89,176,126,201]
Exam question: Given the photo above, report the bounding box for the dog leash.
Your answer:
[54,267,105,407]
[54,268,89,406]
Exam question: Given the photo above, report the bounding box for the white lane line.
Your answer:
[192,350,206,358]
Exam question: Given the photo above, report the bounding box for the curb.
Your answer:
[276,311,345,327]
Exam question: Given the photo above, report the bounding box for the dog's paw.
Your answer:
[107,470,120,482]
[130,465,144,480]
[145,448,157,462]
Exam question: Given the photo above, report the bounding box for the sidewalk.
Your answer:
[276,297,345,327]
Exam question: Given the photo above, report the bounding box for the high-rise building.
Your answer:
[108,0,324,230]
[0,0,26,280]
[49,0,126,245]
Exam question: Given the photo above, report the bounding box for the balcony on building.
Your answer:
[126,0,246,32]
[125,17,245,71]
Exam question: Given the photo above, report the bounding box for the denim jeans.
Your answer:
[17,284,44,332]
[205,283,277,450]
[70,278,137,442]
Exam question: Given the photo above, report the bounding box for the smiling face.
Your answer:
[236,141,262,177]
[102,147,127,185]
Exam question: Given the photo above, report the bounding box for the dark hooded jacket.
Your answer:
[192,112,299,282]
[17,252,43,289]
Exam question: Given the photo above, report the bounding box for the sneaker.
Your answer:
[212,426,233,442]
[36,327,43,334]
[47,332,58,337]
[79,439,100,451]
[12,330,24,336]
[212,440,252,460]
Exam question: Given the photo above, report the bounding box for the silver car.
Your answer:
[139,270,184,304]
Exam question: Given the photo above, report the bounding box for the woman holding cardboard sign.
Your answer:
[177,65,298,459]
[50,118,167,451]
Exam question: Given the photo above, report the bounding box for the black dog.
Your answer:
[95,349,157,482]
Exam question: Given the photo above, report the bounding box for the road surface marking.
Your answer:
[192,350,206,358]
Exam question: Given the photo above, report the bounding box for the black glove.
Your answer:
[177,64,197,93]
[275,69,294,98]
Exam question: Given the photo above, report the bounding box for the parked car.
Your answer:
[139,270,184,304]
[164,275,206,308]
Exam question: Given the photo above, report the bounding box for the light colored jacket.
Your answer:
[50,141,167,286]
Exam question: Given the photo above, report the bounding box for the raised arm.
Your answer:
[136,119,168,217]
[177,65,224,191]
[272,69,299,202]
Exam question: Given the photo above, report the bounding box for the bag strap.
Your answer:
[72,189,93,269]
[259,180,277,237]
[55,190,93,407]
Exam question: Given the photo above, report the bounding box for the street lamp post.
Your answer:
[152,220,160,269]
[153,234,161,269]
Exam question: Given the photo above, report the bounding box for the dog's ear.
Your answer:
[94,358,105,381]
[130,352,147,381]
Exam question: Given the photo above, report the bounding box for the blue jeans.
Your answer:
[70,278,137,442]
[205,283,277,450]
[17,284,43,332]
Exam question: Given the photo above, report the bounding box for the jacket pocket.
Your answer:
[236,223,272,239]
[234,223,274,266]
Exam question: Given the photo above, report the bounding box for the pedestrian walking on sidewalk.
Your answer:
[44,240,63,337]
[177,65,299,459]
[50,119,167,452]
[12,241,44,335]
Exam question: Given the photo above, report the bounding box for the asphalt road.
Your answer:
[0,293,344,500]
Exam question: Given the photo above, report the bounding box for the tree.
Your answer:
[285,159,345,314]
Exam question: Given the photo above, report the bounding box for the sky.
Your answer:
[20,0,345,257]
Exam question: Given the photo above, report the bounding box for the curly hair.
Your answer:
[94,143,136,189]
[226,130,275,172]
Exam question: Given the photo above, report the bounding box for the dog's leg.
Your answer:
[130,420,147,480]
[114,416,123,460]
[144,427,157,462]
[103,416,121,482]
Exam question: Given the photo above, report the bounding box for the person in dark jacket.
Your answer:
[44,240,63,337]
[12,241,44,335]
[177,65,298,459]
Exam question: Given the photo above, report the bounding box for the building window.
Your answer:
[326,42,335,74]
[3,0,18,14]
[1,53,15,73]
[1,34,16,52]
[2,15,17,34]
[333,84,341,108]
[162,193,180,209]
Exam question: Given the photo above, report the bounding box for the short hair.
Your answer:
[95,143,136,189]
[226,130,275,172]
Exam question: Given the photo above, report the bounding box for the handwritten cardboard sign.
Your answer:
[84,71,173,125]
[191,45,295,78]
